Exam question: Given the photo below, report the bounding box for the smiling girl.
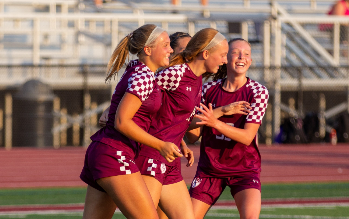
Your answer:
[188,38,269,219]
[136,28,229,219]
[80,24,181,219]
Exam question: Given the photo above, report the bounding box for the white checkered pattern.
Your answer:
[116,151,132,175]
[146,158,157,176]
[201,79,223,104]
[246,80,269,124]
[127,66,155,102]
[156,64,189,91]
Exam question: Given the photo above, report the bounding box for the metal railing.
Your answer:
[1,1,349,147]
[0,65,348,148]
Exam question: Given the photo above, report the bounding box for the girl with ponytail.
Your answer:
[80,24,181,219]
[136,28,246,219]
[98,28,250,219]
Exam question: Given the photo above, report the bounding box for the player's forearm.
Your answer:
[213,121,255,145]
[188,106,224,130]
[186,127,201,144]
[115,119,165,151]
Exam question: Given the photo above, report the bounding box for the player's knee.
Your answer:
[239,211,260,219]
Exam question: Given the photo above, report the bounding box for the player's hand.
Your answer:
[180,140,194,167]
[195,103,219,128]
[99,107,110,127]
[222,101,251,116]
[159,142,183,163]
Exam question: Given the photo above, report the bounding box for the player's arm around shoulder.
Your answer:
[115,93,182,162]
[195,84,269,145]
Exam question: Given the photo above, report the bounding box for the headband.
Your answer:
[200,32,226,52]
[144,26,166,46]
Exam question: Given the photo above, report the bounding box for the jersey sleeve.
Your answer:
[246,85,269,124]
[126,68,155,102]
[156,65,185,91]
[198,79,222,114]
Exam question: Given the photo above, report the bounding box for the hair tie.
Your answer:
[127,32,133,39]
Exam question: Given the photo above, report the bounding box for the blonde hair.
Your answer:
[105,24,158,82]
[203,38,251,81]
[168,28,221,67]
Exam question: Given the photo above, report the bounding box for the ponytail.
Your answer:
[105,35,131,82]
[105,24,159,82]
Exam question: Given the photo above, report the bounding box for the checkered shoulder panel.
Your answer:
[201,79,222,104]
[156,64,188,91]
[246,80,269,124]
[127,66,155,102]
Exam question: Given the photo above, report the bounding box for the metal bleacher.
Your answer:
[0,0,338,66]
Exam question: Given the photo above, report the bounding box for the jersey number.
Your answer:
[216,123,234,141]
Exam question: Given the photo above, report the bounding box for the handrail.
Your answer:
[0,13,188,21]
[273,2,338,66]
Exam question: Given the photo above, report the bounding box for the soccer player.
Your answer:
[169,32,192,57]
[188,38,269,219]
[98,29,250,219]
[80,24,181,219]
[136,28,230,219]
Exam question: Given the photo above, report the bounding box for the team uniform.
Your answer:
[136,63,202,185]
[189,77,269,205]
[80,60,162,192]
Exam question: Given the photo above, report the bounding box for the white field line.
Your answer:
[1,202,349,217]
[211,202,349,210]
[0,209,123,217]
[207,212,349,219]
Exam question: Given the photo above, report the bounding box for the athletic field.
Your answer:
[0,144,348,218]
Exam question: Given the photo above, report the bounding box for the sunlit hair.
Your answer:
[169,32,191,50]
[168,28,222,66]
[203,38,251,81]
[105,24,159,82]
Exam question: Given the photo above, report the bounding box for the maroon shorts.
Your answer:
[135,155,183,185]
[80,141,139,192]
[189,174,261,205]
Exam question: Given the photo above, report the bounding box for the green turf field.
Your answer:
[1,207,349,219]
[1,182,348,206]
[0,182,348,218]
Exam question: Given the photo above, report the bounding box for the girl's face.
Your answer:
[227,40,252,75]
[150,32,173,68]
[204,40,229,73]
[172,36,191,56]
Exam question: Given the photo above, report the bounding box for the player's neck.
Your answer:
[140,56,158,73]
[187,59,206,77]
[223,74,247,92]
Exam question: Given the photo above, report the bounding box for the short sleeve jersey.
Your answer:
[197,77,269,177]
[90,60,162,154]
[139,63,202,165]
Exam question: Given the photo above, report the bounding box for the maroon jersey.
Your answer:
[197,77,269,177]
[90,59,162,154]
[139,63,202,165]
